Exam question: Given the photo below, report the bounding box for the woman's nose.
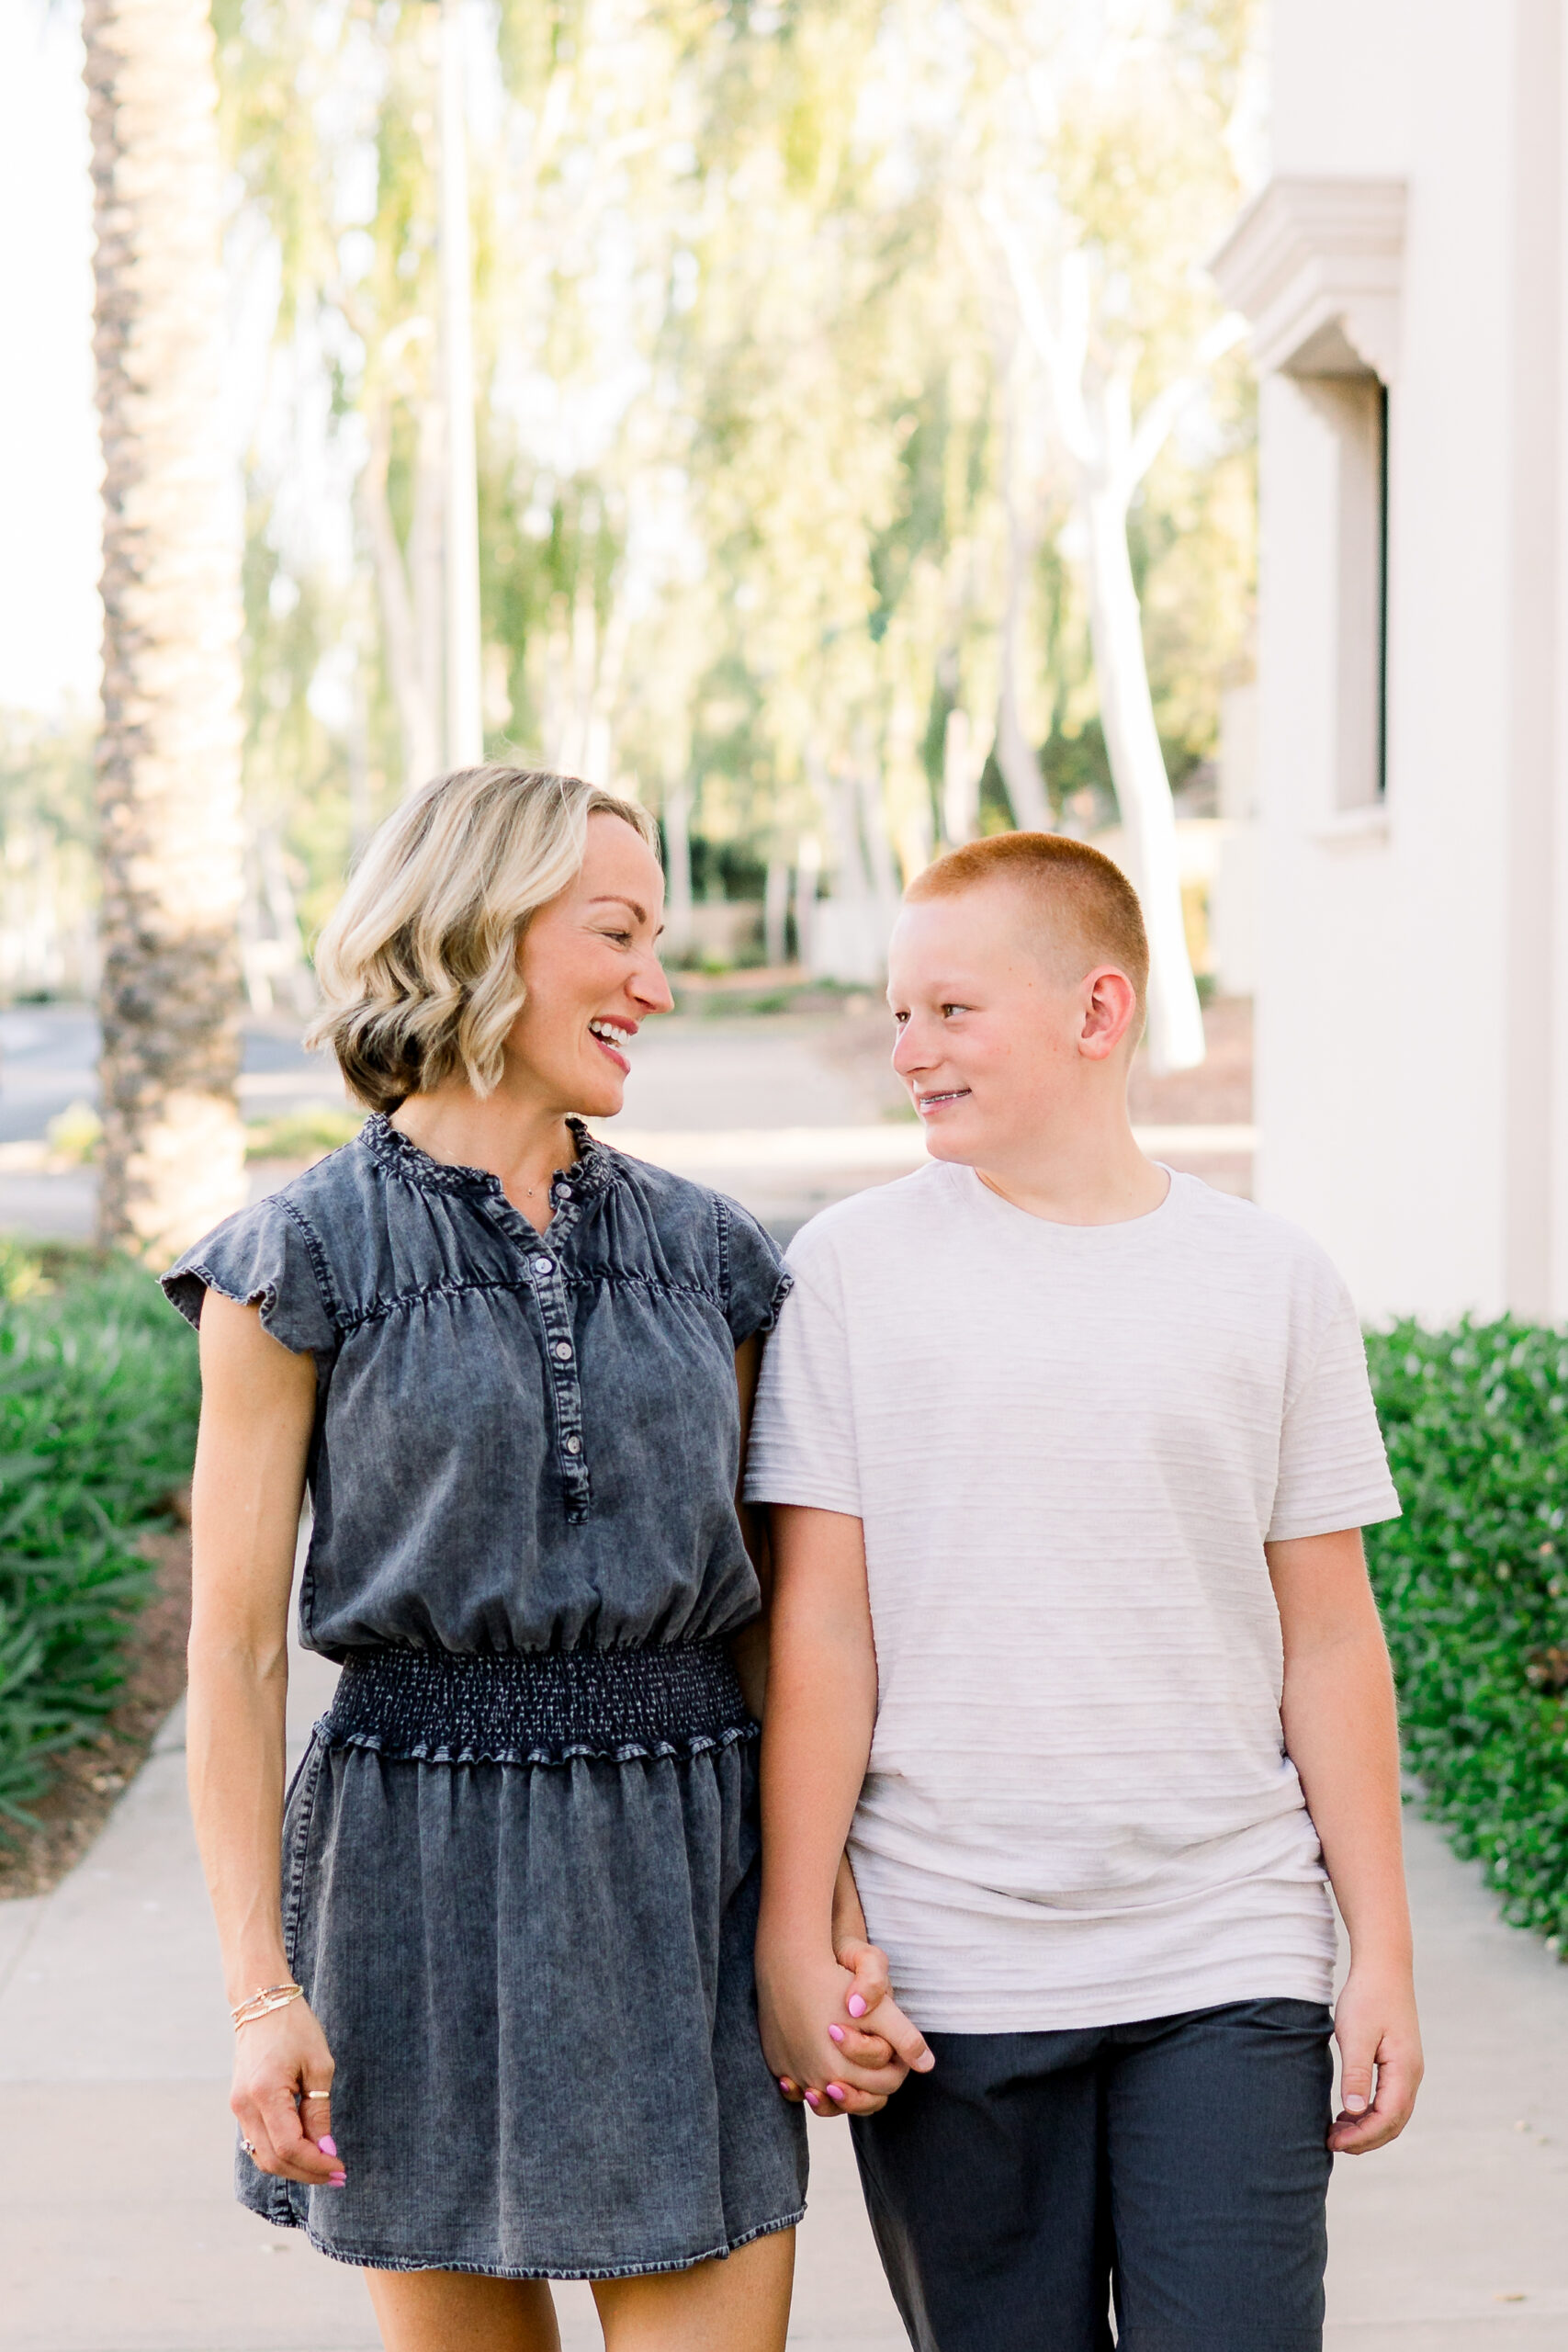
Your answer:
[635,954,675,1016]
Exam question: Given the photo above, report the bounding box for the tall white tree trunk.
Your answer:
[1082,477,1206,1071]
[995,361,1052,831]
[438,0,483,769]
[983,204,1209,1072]
[361,397,444,795]
[661,775,694,957]
[84,0,247,1259]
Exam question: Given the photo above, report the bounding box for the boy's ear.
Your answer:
[1077,967,1139,1061]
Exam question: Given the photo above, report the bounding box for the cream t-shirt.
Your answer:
[745,1162,1401,2032]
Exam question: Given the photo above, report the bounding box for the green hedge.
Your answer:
[0,1249,199,1835]
[1365,1319,1568,1951]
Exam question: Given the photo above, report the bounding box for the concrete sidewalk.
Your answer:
[1,1670,1564,2350]
[0,1634,904,2352]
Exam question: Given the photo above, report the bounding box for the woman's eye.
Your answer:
[600,929,633,947]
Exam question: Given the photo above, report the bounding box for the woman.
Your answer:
[166,768,909,2352]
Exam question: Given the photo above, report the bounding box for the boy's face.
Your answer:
[886,882,1131,1166]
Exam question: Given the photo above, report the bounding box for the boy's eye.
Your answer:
[941,1003,967,1018]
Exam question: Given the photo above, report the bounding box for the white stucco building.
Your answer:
[1213,0,1568,1324]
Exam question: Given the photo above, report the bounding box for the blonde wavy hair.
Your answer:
[308,764,660,1113]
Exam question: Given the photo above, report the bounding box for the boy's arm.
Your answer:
[757,1503,932,2115]
[1268,1526,1424,2154]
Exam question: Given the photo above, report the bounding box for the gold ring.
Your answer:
[299,2089,330,2101]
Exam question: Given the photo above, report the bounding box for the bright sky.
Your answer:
[0,0,102,718]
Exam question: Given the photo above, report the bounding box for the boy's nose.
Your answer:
[892,1026,928,1076]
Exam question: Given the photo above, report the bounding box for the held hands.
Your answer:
[1329,1962,1424,2154]
[761,1934,934,2120]
[231,1998,346,2188]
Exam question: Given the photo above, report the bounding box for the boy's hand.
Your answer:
[1329,1963,1423,2154]
[834,1930,936,2084]
[759,1947,913,2118]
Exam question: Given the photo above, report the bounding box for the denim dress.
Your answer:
[164,1114,807,2278]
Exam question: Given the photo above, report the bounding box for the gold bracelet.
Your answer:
[231,1981,303,2030]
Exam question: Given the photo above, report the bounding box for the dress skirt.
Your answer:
[244,1644,808,2278]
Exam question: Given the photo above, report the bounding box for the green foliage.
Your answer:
[246,1106,366,1161]
[0,710,98,1001]
[210,0,1261,924]
[0,1255,200,1836]
[1365,1320,1568,1950]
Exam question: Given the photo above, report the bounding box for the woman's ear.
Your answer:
[1078,966,1139,1061]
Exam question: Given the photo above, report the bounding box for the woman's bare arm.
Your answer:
[728,1333,770,1717]
[1268,1525,1423,2154]
[186,1294,342,2186]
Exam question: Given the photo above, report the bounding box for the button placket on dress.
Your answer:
[479,1142,604,1525]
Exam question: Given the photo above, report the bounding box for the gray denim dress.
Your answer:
[164,1114,807,2279]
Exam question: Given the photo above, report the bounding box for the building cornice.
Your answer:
[1211,176,1406,383]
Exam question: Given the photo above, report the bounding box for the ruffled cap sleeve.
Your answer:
[162,1196,338,1359]
[718,1194,792,1344]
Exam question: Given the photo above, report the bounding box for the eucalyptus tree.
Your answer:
[83,0,248,1258]
[962,0,1257,1071]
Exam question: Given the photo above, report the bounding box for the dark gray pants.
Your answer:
[852,1999,1334,2352]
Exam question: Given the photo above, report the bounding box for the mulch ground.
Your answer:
[0,1512,193,1902]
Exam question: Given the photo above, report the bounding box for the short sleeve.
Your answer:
[743,1241,861,1515]
[1268,1270,1400,1542]
[718,1194,793,1345]
[162,1196,339,1360]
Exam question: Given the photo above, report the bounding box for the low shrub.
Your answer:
[1365,1319,1568,1950]
[246,1105,364,1162]
[0,1250,199,1835]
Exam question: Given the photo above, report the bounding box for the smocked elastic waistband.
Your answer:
[321,1638,756,1767]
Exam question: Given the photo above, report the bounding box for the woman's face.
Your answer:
[508,811,674,1117]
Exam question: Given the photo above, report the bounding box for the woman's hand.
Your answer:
[828,1849,934,2086]
[759,1945,910,2117]
[231,2000,346,2187]
[832,1930,935,2086]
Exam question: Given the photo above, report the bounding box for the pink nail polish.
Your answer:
[329,2171,346,2186]
[804,2090,821,2108]
[778,2076,793,2092]
[828,2024,846,2044]
[847,1994,867,2018]
[826,2082,849,2100]
[318,2135,338,2156]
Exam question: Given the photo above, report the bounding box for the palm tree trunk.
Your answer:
[84,0,247,1259]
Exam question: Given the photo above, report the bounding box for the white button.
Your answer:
[554,1341,572,1360]
[532,1256,552,1274]
[565,1435,581,1453]
[554,1184,570,1201]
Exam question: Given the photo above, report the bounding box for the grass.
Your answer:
[246,1105,365,1160]
[0,1245,199,1838]
[1365,1319,1568,1953]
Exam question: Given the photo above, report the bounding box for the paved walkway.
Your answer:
[1,1648,1565,2352]
[0,1004,1254,1247]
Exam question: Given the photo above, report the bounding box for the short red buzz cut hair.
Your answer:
[905,831,1150,1019]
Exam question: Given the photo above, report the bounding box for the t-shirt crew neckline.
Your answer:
[944,1156,1183,1243]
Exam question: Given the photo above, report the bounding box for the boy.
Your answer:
[747,834,1422,2352]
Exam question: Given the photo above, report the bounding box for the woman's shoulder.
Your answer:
[160,1152,365,1353]
[594,1145,789,1340]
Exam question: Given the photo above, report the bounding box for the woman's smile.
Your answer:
[588,1016,637,1075]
